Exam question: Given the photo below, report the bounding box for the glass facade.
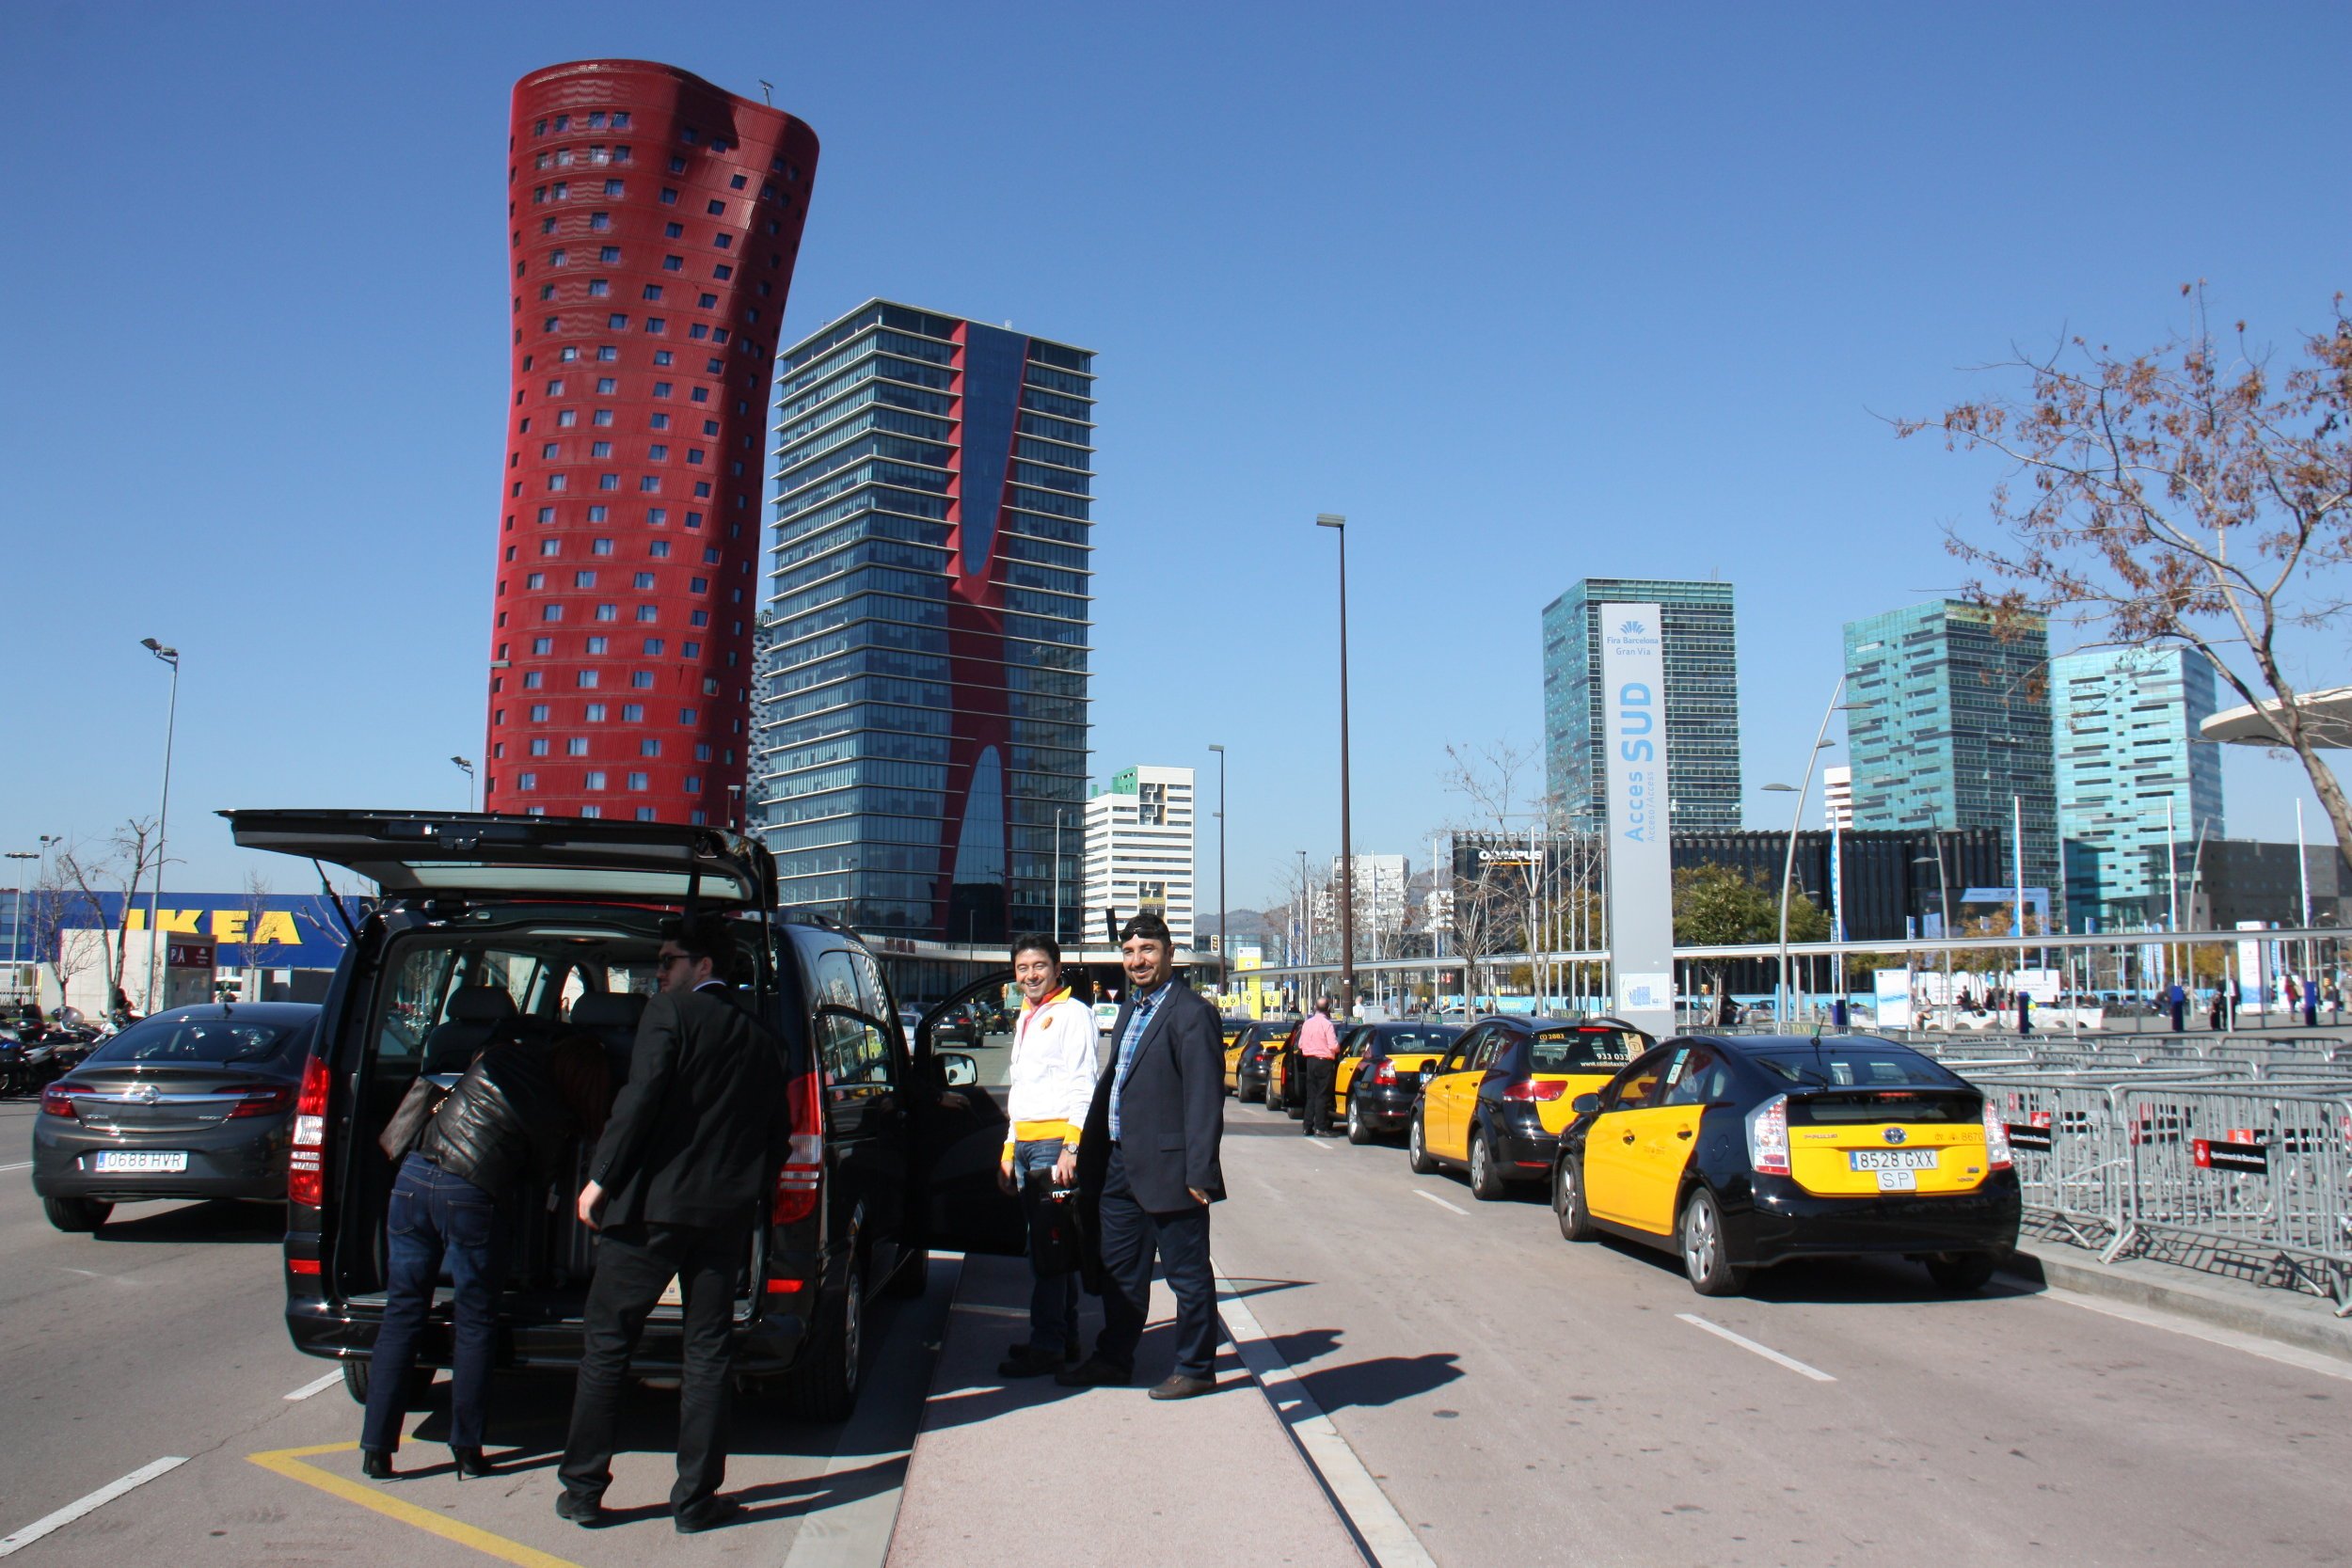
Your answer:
[1542,578,1740,831]
[1842,601,2059,923]
[2051,646,2224,929]
[754,300,1093,942]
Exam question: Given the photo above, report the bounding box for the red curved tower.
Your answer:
[483,60,817,825]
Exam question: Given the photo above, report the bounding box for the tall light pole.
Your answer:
[139,638,180,1013]
[1208,743,1227,1005]
[451,755,476,812]
[1297,847,1311,1005]
[1314,514,1356,1015]
[6,849,37,986]
[1763,682,1845,1022]
[1912,836,1955,1018]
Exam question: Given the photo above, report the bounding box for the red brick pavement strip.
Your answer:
[886,1254,1363,1567]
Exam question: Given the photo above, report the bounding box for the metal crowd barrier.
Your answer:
[1966,1071,2352,1314]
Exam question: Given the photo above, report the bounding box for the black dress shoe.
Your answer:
[1064,1335,1082,1363]
[1054,1354,1133,1388]
[1148,1373,1217,1401]
[996,1344,1065,1379]
[359,1449,396,1481]
[675,1497,744,1535]
[451,1447,495,1480]
[555,1492,608,1528]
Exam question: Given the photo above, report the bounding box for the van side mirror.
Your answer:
[1572,1093,1602,1115]
[939,1053,978,1087]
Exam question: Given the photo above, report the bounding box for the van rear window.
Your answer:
[1527,1029,1640,1073]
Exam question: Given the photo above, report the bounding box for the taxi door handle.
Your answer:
[1620,1132,1636,1144]
[1676,1129,1694,1140]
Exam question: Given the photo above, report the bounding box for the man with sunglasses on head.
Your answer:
[559,914,784,1536]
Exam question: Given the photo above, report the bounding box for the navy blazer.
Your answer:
[1077,980,1227,1212]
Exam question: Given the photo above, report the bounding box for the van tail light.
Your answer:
[1982,1100,2012,1170]
[288,1052,330,1208]
[772,1066,822,1226]
[1502,1079,1565,1102]
[1747,1094,1791,1176]
[40,1081,90,1117]
[1368,1059,1396,1087]
[224,1085,296,1118]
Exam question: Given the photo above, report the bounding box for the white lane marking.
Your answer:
[283,1370,344,1402]
[0,1161,32,1173]
[1217,1267,1438,1568]
[0,1456,187,1558]
[1677,1313,1838,1382]
[1412,1189,1468,1216]
[2040,1287,2352,1386]
[947,1302,1030,1321]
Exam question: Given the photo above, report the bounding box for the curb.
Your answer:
[2003,1247,2352,1366]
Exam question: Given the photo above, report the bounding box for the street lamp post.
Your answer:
[6,849,37,987]
[451,755,476,812]
[1314,514,1356,1016]
[1913,836,1955,1021]
[1297,848,1311,1006]
[139,638,180,1014]
[1208,744,1227,1006]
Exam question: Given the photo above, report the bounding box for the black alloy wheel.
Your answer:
[1554,1153,1596,1241]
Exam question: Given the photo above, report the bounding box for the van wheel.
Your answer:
[42,1196,111,1232]
[1554,1154,1596,1241]
[1924,1251,1999,1294]
[1679,1188,1747,1296]
[884,1243,928,1300]
[1345,1096,1374,1145]
[342,1359,370,1405]
[1406,1110,1438,1175]
[340,1360,431,1409]
[784,1254,866,1422]
[1468,1129,1506,1200]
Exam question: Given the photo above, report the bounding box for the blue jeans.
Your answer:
[1013,1138,1080,1353]
[360,1152,501,1453]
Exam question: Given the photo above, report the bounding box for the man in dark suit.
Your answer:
[557,914,783,1534]
[1061,912,1227,1400]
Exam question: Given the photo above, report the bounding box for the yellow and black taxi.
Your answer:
[1262,1019,1304,1115]
[1230,1019,1294,1103]
[1551,1034,2022,1296]
[1335,1022,1462,1144]
[1407,1017,1651,1198]
[1218,1016,1255,1095]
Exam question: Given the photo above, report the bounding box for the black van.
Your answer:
[226,809,1025,1422]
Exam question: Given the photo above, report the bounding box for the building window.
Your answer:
[573,570,596,588]
[636,605,659,623]
[556,409,577,427]
[604,179,623,196]
[600,245,620,261]
[577,671,599,689]
[648,444,669,460]
[585,636,608,655]
[653,380,674,397]
[627,772,649,791]
[529,703,550,721]
[588,278,609,297]
[648,540,671,558]
[517,772,538,791]
[585,771,608,791]
[586,504,608,522]
[635,807,656,822]
[566,737,590,756]
[521,671,543,689]
[590,441,612,458]
[592,537,614,555]
[596,604,618,622]
[585,703,608,721]
[608,313,628,330]
[680,708,699,724]
[664,221,682,238]
[529,737,549,756]
[650,412,671,431]
[532,636,553,653]
[647,507,668,525]
[545,474,567,492]
[685,775,702,793]
[640,737,662,756]
[630,671,655,689]
[643,638,665,655]
[598,474,619,490]
[640,476,661,492]
[660,187,679,205]
[540,604,560,621]
[590,212,610,231]
[707,199,725,215]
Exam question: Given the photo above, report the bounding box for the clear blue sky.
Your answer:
[3,0,2345,909]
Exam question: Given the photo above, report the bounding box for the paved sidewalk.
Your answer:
[2008,1244,2352,1363]
[887,1253,1363,1567]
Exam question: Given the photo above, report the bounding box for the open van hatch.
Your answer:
[221,809,772,906]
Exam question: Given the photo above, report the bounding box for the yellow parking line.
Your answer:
[246,1441,584,1568]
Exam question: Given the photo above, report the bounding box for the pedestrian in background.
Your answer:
[1295,996,1342,1138]
[1062,912,1226,1401]
[559,916,784,1535]
[996,933,1097,1379]
[2168,979,2188,1032]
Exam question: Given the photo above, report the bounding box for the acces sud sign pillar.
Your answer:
[1600,605,1674,1039]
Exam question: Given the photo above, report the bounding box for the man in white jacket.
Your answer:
[996,933,1099,1378]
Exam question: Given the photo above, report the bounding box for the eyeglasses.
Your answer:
[656,953,692,969]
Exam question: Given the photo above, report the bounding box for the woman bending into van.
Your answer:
[359,1028,611,1480]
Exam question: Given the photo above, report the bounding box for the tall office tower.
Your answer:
[1541,579,1740,830]
[483,61,817,824]
[755,301,1095,942]
[1082,768,1196,947]
[1822,765,1855,831]
[1842,600,2060,924]
[2051,647,2224,928]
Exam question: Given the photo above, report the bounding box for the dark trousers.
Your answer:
[559,1220,745,1513]
[361,1153,499,1454]
[1013,1138,1079,1353]
[1298,1055,1337,1135]
[1094,1147,1217,1380]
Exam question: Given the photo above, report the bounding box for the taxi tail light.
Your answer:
[1981,1099,2012,1170]
[1367,1059,1396,1087]
[40,1081,91,1117]
[288,1051,330,1208]
[1502,1079,1565,1102]
[772,1065,823,1226]
[1747,1093,1791,1176]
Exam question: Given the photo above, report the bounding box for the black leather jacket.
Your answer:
[417,1041,574,1194]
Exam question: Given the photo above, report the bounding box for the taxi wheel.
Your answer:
[1924,1251,1999,1293]
[1345,1095,1374,1145]
[1678,1188,1748,1296]
[1468,1128,1506,1200]
[1406,1109,1438,1174]
[1553,1155,1596,1241]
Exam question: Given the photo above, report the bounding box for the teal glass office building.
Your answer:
[2050,646,2223,928]
[1842,600,2059,924]
[753,300,1093,943]
[1542,578,1740,831]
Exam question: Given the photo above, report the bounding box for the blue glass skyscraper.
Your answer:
[753,301,1093,943]
[2051,646,2224,928]
[1542,578,1740,830]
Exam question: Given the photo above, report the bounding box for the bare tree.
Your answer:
[1899,287,2352,859]
[58,820,164,1012]
[1441,740,1544,1006]
[24,864,98,1011]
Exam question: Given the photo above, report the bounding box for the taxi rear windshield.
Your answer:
[1375,1029,1458,1056]
[1526,1028,1642,1073]
[1753,1045,1963,1092]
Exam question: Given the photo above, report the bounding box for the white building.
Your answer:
[1330,853,1411,947]
[1082,765,1197,948]
[1822,765,1854,832]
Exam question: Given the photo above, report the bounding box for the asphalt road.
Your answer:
[1207,1094,2352,1566]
